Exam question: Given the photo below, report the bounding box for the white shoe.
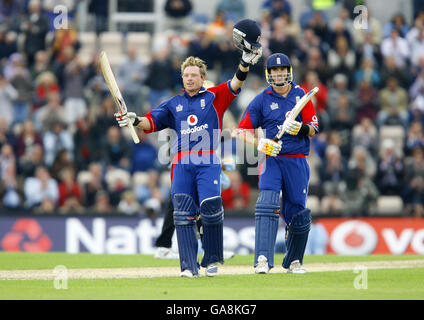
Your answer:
[205,263,219,277]
[287,260,306,274]
[154,247,179,259]
[255,255,270,274]
[180,269,200,278]
[223,250,235,260]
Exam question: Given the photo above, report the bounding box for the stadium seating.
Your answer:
[376,196,404,215]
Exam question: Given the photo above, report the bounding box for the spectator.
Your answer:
[376,139,404,195]
[33,71,60,110]
[42,121,74,167]
[383,13,409,38]
[352,9,382,47]
[328,73,356,116]
[407,145,424,181]
[355,79,379,122]
[91,190,113,214]
[217,0,245,22]
[23,165,58,211]
[118,45,146,114]
[0,72,18,128]
[118,190,141,215]
[81,162,107,207]
[380,29,410,69]
[296,27,325,64]
[16,119,43,159]
[351,117,379,157]
[268,16,298,58]
[145,48,174,109]
[187,24,219,71]
[403,175,424,217]
[73,118,101,171]
[0,28,18,60]
[58,166,83,214]
[355,31,383,69]
[297,46,331,86]
[50,148,74,182]
[17,143,44,178]
[341,168,380,216]
[131,130,158,173]
[34,92,67,132]
[102,126,131,170]
[329,93,355,132]
[262,0,292,21]
[376,77,409,127]
[19,0,49,67]
[327,17,352,49]
[143,197,161,220]
[348,145,377,180]
[164,0,193,31]
[206,10,227,40]
[8,55,33,125]
[354,57,381,89]
[63,55,88,127]
[407,27,424,69]
[327,35,356,79]
[380,55,409,89]
[320,144,346,197]
[51,23,80,65]
[29,50,50,82]
[216,28,240,84]
[306,144,322,197]
[221,170,251,209]
[301,70,330,131]
[134,170,167,205]
[0,143,20,209]
[405,121,424,155]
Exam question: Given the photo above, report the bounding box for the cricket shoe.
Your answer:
[180,269,201,278]
[255,255,270,274]
[205,263,219,277]
[154,247,179,259]
[223,250,235,260]
[287,260,306,274]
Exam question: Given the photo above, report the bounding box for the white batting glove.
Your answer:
[114,111,137,127]
[258,138,282,156]
[282,118,302,135]
[242,46,262,65]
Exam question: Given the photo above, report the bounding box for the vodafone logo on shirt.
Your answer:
[187,115,198,126]
[180,114,208,135]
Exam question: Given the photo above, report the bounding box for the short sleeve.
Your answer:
[144,100,172,134]
[207,81,241,116]
[238,95,262,130]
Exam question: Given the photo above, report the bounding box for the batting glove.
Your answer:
[258,138,282,156]
[115,111,137,127]
[282,118,302,135]
[242,46,262,66]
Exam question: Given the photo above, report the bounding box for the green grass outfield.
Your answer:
[0,252,423,300]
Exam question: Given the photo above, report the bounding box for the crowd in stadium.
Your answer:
[1,0,424,217]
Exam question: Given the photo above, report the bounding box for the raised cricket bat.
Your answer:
[273,86,319,141]
[99,51,140,144]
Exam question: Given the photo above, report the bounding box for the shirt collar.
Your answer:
[182,86,207,98]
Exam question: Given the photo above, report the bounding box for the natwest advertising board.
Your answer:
[316,217,424,255]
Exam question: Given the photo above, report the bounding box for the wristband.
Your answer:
[298,124,309,136]
[133,117,141,127]
[236,66,248,81]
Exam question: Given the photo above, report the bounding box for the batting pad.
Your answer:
[173,194,199,273]
[254,190,280,268]
[199,196,224,267]
[282,208,311,269]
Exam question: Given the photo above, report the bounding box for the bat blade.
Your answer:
[99,51,139,144]
[274,86,319,141]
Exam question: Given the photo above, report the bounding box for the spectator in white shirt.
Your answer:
[380,29,410,68]
[24,165,59,210]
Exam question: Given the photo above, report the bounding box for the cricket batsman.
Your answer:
[235,53,319,274]
[114,19,262,277]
